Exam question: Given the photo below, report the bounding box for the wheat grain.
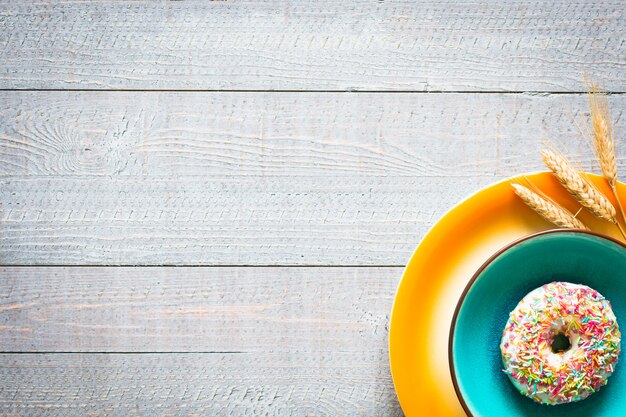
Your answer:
[511,183,588,230]
[541,149,617,223]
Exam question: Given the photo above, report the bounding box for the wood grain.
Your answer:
[0,266,399,352]
[1,91,623,265]
[0,267,402,416]
[3,91,621,178]
[0,1,624,92]
[0,353,403,416]
[2,175,480,265]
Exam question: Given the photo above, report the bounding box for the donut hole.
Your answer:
[551,332,571,353]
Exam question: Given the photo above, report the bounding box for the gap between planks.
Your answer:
[0,89,624,94]
[0,351,247,354]
[0,264,405,268]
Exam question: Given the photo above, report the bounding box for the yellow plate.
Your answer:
[389,172,626,416]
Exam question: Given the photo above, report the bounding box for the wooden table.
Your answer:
[0,2,624,415]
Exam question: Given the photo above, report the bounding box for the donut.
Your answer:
[500,281,621,405]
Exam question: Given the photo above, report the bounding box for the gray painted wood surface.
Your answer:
[0,353,403,417]
[1,1,624,415]
[0,266,398,352]
[0,1,624,91]
[0,267,401,416]
[1,92,623,265]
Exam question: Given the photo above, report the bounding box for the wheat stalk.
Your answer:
[586,78,626,239]
[511,183,588,230]
[541,149,617,223]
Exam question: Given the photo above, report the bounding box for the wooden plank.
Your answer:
[0,266,400,352]
[0,353,403,416]
[0,1,624,92]
[0,91,624,265]
[4,91,614,178]
[0,175,491,265]
[0,267,402,415]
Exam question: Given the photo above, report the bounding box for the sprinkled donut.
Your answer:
[500,282,621,405]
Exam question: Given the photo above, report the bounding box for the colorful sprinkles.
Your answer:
[500,282,621,405]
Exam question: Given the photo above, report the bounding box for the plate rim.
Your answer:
[388,173,544,415]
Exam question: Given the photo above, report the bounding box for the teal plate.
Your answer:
[449,230,626,417]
